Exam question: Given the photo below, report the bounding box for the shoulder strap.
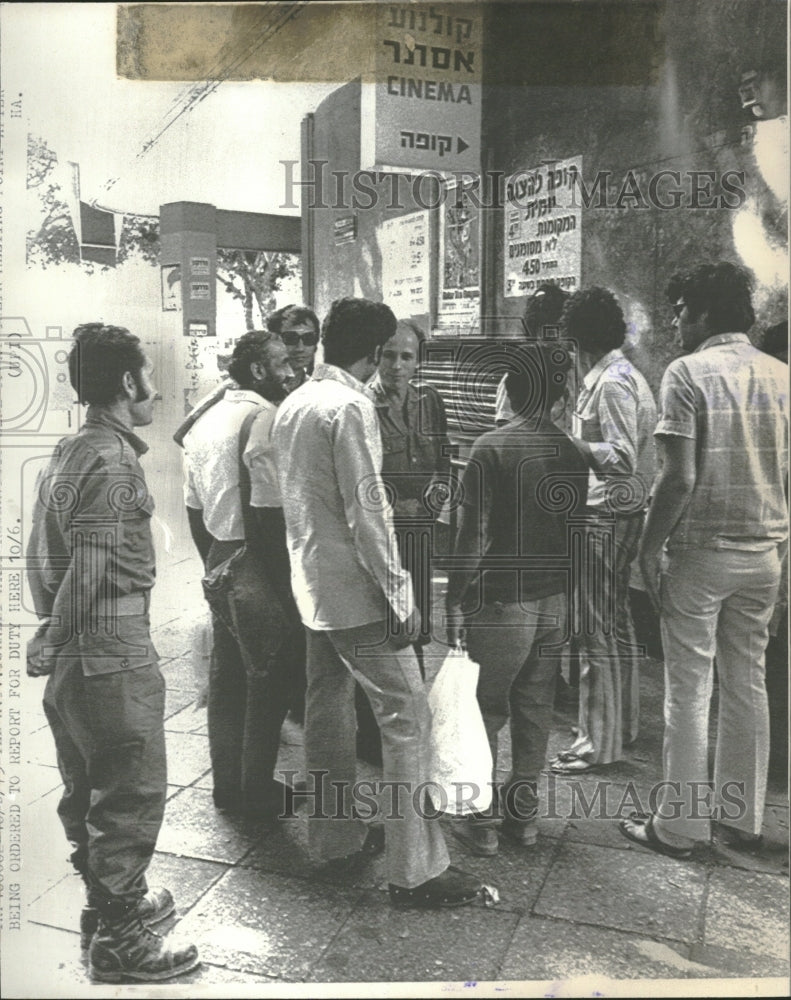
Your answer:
[237,408,260,542]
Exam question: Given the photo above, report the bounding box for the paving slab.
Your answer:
[442,819,560,912]
[165,701,208,733]
[24,724,58,767]
[152,622,193,661]
[499,915,703,982]
[164,683,200,721]
[19,789,78,904]
[704,867,790,963]
[157,787,258,864]
[160,655,200,693]
[308,890,520,983]
[19,761,62,805]
[164,730,211,786]
[533,840,707,944]
[174,867,359,979]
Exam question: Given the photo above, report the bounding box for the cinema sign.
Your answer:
[361,2,482,173]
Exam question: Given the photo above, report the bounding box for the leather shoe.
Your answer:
[389,866,482,908]
[449,820,498,856]
[500,818,538,847]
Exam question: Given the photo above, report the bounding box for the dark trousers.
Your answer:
[42,650,166,906]
[206,540,306,809]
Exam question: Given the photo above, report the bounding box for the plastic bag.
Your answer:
[427,649,493,815]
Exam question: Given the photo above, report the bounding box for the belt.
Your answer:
[94,592,150,617]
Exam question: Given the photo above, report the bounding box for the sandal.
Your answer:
[550,752,596,774]
[619,813,693,859]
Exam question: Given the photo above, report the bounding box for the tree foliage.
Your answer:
[215,250,300,330]
[26,134,81,269]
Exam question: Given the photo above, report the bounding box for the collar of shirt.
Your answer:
[223,388,268,405]
[84,407,149,456]
[581,348,626,392]
[365,372,416,409]
[311,362,367,394]
[693,332,751,353]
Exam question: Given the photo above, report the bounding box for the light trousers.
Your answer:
[304,620,449,888]
[653,545,782,846]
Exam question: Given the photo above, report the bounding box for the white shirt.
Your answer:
[183,389,281,541]
[272,363,414,630]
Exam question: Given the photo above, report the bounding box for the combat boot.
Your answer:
[88,912,199,983]
[80,886,176,949]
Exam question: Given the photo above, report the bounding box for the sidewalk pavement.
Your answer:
[5,553,789,997]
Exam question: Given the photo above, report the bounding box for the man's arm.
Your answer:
[638,434,696,611]
[332,400,418,641]
[572,381,638,477]
[186,506,213,567]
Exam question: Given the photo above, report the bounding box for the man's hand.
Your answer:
[639,546,662,614]
[445,602,466,650]
[391,607,422,649]
[27,625,55,677]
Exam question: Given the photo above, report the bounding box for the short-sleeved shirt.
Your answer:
[273,363,413,630]
[182,389,281,541]
[365,374,451,519]
[573,349,657,513]
[25,408,158,674]
[655,333,788,551]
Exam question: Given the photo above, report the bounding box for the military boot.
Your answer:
[88,912,199,983]
[80,886,176,949]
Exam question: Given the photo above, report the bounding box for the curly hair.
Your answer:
[322,298,397,367]
[504,341,572,416]
[666,262,755,334]
[266,303,319,337]
[68,323,147,405]
[227,330,279,387]
[561,287,626,354]
[523,282,570,338]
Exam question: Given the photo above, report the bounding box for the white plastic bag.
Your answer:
[427,649,493,815]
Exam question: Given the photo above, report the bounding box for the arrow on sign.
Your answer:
[457,136,469,154]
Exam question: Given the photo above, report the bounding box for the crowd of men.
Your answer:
[26,261,788,982]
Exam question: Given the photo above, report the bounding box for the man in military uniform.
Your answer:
[26,323,198,983]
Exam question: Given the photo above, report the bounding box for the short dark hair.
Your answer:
[523,283,570,338]
[267,303,319,337]
[667,262,755,334]
[228,329,279,387]
[561,287,626,354]
[504,341,572,417]
[68,323,147,405]
[322,298,397,368]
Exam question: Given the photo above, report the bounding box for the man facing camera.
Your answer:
[26,323,198,982]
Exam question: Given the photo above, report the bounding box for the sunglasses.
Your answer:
[281,330,318,347]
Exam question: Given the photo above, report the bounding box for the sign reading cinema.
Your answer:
[361,2,482,173]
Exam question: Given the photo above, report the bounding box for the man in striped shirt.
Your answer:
[621,262,788,858]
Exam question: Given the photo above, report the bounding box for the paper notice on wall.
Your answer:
[437,182,480,334]
[504,156,583,298]
[378,211,430,319]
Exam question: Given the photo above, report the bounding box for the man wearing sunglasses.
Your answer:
[267,304,320,391]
